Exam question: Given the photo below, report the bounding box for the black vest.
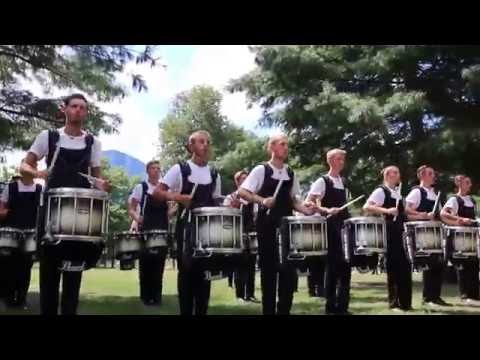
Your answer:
[378,185,406,225]
[322,175,350,223]
[411,186,436,213]
[4,181,41,229]
[257,164,294,221]
[46,129,94,189]
[241,200,255,232]
[454,195,476,220]
[139,181,168,231]
[177,161,218,216]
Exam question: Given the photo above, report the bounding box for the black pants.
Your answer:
[422,255,444,302]
[457,259,479,300]
[307,261,325,296]
[0,254,14,301]
[39,252,83,315]
[258,221,295,315]
[139,248,168,304]
[386,248,412,310]
[176,219,212,316]
[8,253,33,306]
[234,254,256,299]
[325,224,351,313]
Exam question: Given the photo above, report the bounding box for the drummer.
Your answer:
[0,165,42,310]
[153,130,222,316]
[363,166,413,312]
[440,175,480,303]
[405,165,450,307]
[224,170,259,303]
[238,133,315,315]
[128,160,168,306]
[20,93,111,315]
[304,149,352,315]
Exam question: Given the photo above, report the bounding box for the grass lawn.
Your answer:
[3,261,480,315]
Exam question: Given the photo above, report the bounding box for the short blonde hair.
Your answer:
[234,170,248,186]
[454,174,468,189]
[416,165,433,180]
[382,165,399,181]
[326,148,346,164]
[187,130,211,153]
[265,132,288,155]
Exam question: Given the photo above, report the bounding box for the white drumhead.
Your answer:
[192,207,241,216]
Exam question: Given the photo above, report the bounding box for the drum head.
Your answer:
[192,207,241,216]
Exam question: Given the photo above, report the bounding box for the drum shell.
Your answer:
[244,232,258,254]
[44,188,109,241]
[114,231,142,258]
[192,207,244,255]
[0,227,23,253]
[279,216,328,262]
[143,230,168,249]
[22,229,37,254]
[403,221,444,265]
[342,217,386,261]
[444,226,479,259]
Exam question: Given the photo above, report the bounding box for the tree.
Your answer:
[216,136,268,194]
[0,45,162,151]
[228,45,480,196]
[158,85,246,169]
[100,158,139,235]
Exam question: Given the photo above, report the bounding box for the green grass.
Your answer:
[3,262,480,315]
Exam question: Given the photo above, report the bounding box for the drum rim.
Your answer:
[114,231,142,236]
[444,226,479,232]
[47,187,109,199]
[283,215,327,222]
[191,206,242,215]
[405,221,443,227]
[344,216,385,224]
[0,227,24,233]
[142,230,168,234]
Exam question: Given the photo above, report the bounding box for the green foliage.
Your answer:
[228,45,480,196]
[101,158,139,234]
[0,45,161,151]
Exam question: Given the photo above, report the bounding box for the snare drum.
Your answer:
[444,226,479,259]
[279,216,328,263]
[0,227,22,256]
[404,221,444,265]
[22,229,37,255]
[143,229,168,254]
[113,231,142,270]
[191,207,244,257]
[342,217,386,264]
[43,188,109,270]
[244,232,258,254]
[44,187,109,242]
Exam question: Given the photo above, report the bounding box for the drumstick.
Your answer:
[326,195,365,219]
[266,179,284,215]
[78,172,102,185]
[393,182,402,222]
[180,183,198,219]
[47,144,61,175]
[432,191,441,216]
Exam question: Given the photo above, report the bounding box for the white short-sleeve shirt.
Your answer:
[442,196,475,216]
[240,163,301,199]
[307,175,345,201]
[1,180,41,204]
[130,180,161,202]
[366,185,402,207]
[28,127,102,167]
[405,186,437,210]
[161,160,221,197]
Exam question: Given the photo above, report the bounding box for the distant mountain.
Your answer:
[102,150,145,179]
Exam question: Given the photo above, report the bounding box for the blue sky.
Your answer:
[5,45,274,168]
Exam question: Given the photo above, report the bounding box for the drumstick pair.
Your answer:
[180,183,198,219]
[325,195,365,219]
[393,182,402,222]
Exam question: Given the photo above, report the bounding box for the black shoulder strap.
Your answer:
[47,129,60,166]
[85,133,94,150]
[140,181,148,212]
[178,161,191,194]
[322,175,333,191]
[7,181,18,207]
[413,185,427,204]
[455,195,464,209]
[263,163,273,179]
[286,166,294,180]
[209,166,218,194]
[379,185,390,207]
[35,184,42,204]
